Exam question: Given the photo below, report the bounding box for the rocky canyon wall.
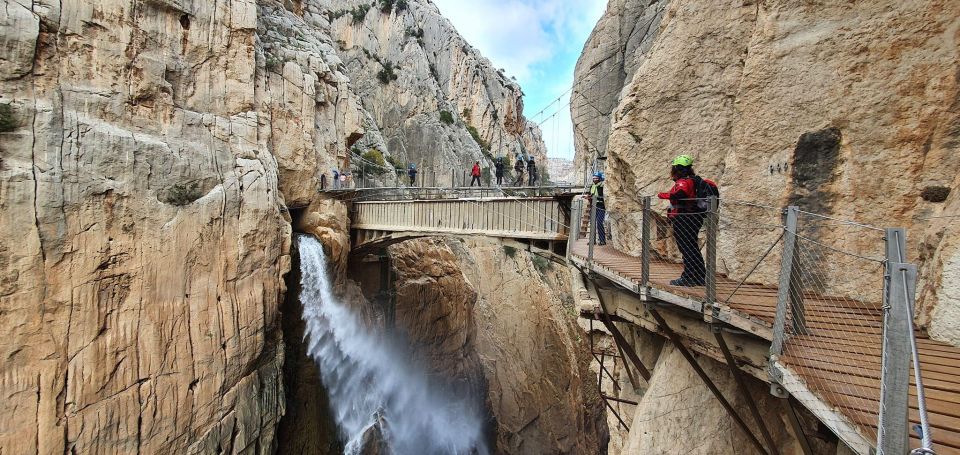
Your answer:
[572,0,960,344]
[385,237,609,454]
[1,0,559,452]
[324,0,548,185]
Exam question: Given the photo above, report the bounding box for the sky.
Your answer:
[431,0,608,161]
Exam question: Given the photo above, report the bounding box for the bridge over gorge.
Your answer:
[320,185,957,455]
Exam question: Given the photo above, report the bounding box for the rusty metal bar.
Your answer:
[601,393,638,406]
[602,396,630,431]
[648,307,769,455]
[591,351,622,391]
[594,291,652,382]
[714,328,780,455]
[785,397,814,455]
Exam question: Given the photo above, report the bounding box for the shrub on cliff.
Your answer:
[466,125,489,152]
[361,149,388,176]
[0,103,17,133]
[350,5,369,24]
[162,182,203,206]
[439,110,454,125]
[377,61,399,84]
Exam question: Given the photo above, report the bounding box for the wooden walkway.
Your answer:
[570,239,960,454]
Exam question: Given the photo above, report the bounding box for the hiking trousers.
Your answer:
[673,214,705,283]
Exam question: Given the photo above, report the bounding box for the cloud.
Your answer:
[432,0,608,160]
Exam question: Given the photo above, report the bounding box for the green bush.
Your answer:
[350,5,369,24]
[377,61,399,84]
[384,154,403,171]
[466,125,489,151]
[396,0,408,11]
[532,254,552,273]
[439,110,454,125]
[0,103,16,133]
[379,0,394,13]
[361,149,389,176]
[405,26,424,39]
[503,245,517,258]
[162,182,203,206]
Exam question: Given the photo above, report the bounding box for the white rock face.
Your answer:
[572,0,960,344]
[325,0,548,186]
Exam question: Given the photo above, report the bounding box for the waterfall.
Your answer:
[297,235,489,455]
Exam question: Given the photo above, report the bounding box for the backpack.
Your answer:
[692,176,719,212]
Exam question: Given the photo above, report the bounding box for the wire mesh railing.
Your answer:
[568,191,929,454]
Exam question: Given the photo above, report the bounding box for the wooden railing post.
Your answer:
[641,196,651,288]
[877,228,911,455]
[770,206,799,391]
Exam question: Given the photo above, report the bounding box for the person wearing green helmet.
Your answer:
[657,154,718,286]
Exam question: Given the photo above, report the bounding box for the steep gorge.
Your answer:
[0,0,595,453]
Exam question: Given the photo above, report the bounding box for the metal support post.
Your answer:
[877,228,913,455]
[770,206,799,387]
[784,397,815,455]
[649,308,769,455]
[714,327,780,455]
[450,168,455,188]
[595,290,652,381]
[705,196,719,309]
[641,196,651,288]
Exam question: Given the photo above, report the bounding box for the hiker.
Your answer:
[527,157,538,186]
[332,169,340,189]
[657,155,718,287]
[513,156,525,186]
[494,157,505,186]
[470,161,482,186]
[407,164,417,186]
[589,172,606,245]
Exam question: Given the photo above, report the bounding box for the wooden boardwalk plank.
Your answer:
[570,240,960,453]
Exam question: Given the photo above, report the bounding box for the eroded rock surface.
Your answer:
[573,0,960,344]
[1,0,553,453]
[388,238,608,454]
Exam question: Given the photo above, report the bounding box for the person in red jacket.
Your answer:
[470,161,482,186]
[657,155,717,287]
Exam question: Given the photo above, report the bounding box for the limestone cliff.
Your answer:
[572,0,960,344]
[0,0,550,453]
[324,0,548,185]
[385,238,609,454]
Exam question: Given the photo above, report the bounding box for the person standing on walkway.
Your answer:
[589,172,606,245]
[407,164,417,186]
[470,161,482,186]
[494,157,505,186]
[332,169,340,189]
[657,155,717,287]
[527,157,538,186]
[513,156,525,186]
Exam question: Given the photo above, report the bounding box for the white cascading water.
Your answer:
[297,235,489,455]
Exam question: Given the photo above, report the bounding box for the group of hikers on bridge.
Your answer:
[404,156,540,187]
[587,154,718,288]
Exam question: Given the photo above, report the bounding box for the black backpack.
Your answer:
[693,176,719,212]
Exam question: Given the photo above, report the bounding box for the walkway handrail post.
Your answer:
[769,206,799,391]
[567,198,582,260]
[705,196,719,308]
[641,196,651,288]
[588,195,597,271]
[877,228,912,455]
